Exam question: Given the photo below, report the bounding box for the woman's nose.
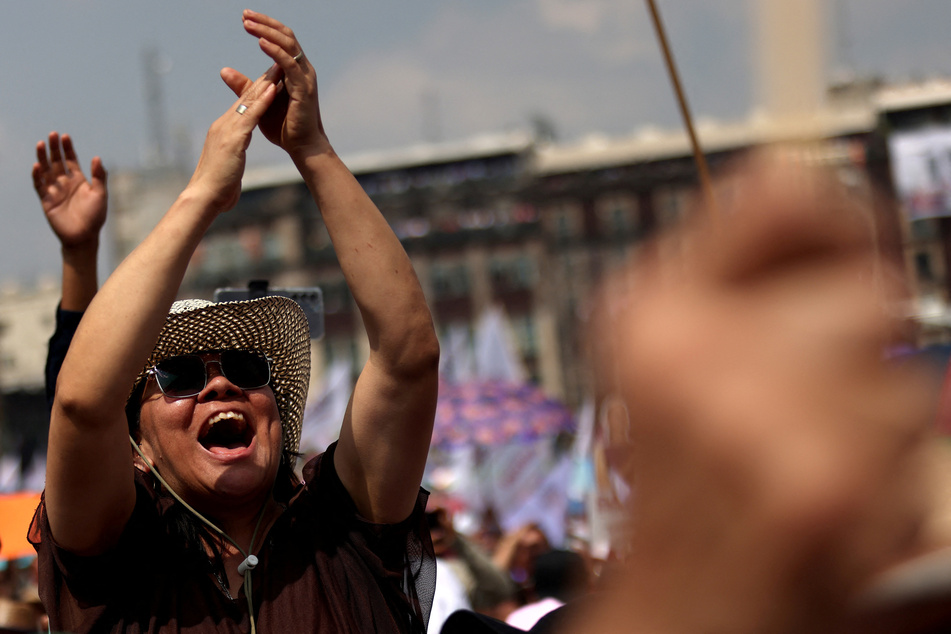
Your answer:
[197,360,243,401]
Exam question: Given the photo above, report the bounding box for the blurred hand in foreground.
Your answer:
[583,150,940,634]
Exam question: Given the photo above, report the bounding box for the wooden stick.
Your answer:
[644,0,718,217]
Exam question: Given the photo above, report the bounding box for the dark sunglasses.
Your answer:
[147,350,272,398]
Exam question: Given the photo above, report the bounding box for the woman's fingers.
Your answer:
[220,67,253,98]
[221,62,282,95]
[243,81,278,118]
[231,11,324,155]
[242,11,307,76]
[228,73,279,124]
[242,10,298,53]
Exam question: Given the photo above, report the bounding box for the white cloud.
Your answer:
[534,0,649,61]
[322,55,435,152]
[321,1,669,151]
[535,0,610,35]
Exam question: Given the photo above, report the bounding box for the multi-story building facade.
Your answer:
[0,279,60,464]
[160,115,882,411]
[6,80,951,458]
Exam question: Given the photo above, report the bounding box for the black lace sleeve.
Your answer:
[45,305,84,412]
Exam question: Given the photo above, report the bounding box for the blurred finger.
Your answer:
[35,140,50,172]
[31,162,45,194]
[61,134,81,172]
[90,156,107,188]
[47,131,65,173]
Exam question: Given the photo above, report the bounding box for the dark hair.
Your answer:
[126,379,148,439]
[533,550,589,603]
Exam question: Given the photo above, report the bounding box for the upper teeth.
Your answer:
[209,411,244,427]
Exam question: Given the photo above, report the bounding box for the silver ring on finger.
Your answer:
[292,50,304,63]
[235,104,249,115]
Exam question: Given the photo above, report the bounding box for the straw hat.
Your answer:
[129,296,311,454]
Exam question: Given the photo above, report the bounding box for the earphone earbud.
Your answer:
[238,555,259,575]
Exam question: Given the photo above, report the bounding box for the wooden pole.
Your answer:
[644,0,718,217]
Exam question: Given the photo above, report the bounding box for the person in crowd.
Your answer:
[29,129,108,634]
[470,507,504,556]
[29,10,439,634]
[504,549,589,631]
[428,501,516,620]
[32,131,108,412]
[429,547,472,634]
[0,595,45,633]
[9,129,106,489]
[492,523,550,608]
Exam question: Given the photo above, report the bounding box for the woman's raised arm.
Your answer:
[226,10,439,524]
[44,71,279,556]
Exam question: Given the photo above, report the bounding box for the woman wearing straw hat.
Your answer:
[30,10,439,634]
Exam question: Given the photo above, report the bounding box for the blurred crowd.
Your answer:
[0,558,45,632]
[426,498,593,632]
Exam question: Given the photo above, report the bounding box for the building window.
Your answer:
[321,281,353,315]
[910,219,938,241]
[653,185,691,227]
[201,237,230,276]
[490,255,537,292]
[510,314,536,355]
[430,262,470,299]
[596,193,638,237]
[263,229,285,264]
[509,314,539,382]
[916,252,935,282]
[548,201,582,242]
[307,223,332,252]
[323,334,358,369]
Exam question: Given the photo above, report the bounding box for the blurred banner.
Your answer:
[889,125,951,220]
[0,492,41,562]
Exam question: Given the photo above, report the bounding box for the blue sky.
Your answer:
[2,0,951,286]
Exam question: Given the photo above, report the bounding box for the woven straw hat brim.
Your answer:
[130,296,311,455]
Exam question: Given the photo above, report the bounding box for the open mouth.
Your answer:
[199,412,253,454]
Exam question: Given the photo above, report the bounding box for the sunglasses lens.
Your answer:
[154,355,206,397]
[221,350,271,389]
